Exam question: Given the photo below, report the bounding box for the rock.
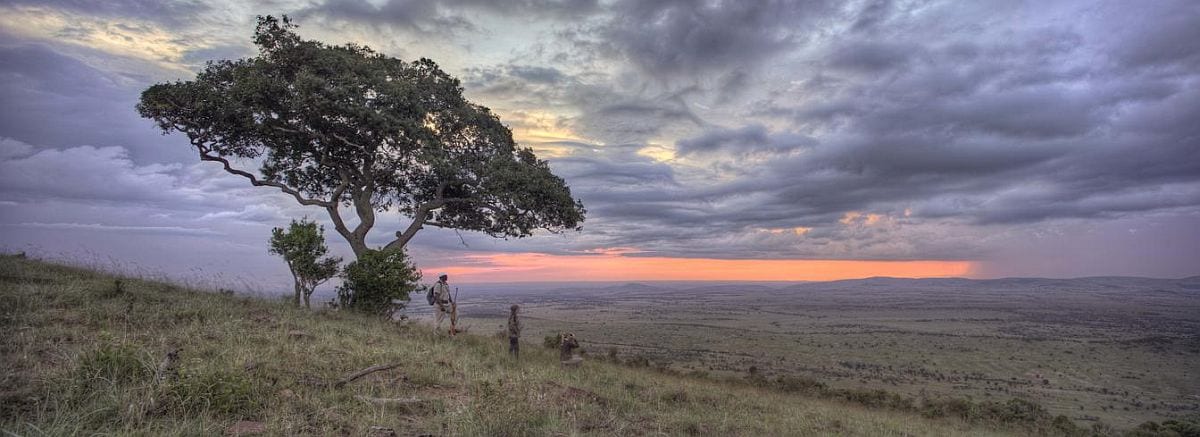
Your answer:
[225,420,266,436]
[287,330,308,339]
[278,389,295,399]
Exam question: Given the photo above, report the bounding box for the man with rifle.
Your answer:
[431,273,455,335]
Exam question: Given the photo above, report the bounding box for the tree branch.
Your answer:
[196,148,332,208]
[383,181,451,251]
[333,362,403,388]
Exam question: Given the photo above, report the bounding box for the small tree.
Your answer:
[269,218,341,308]
[337,248,420,315]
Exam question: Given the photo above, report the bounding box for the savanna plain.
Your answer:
[453,276,1200,429]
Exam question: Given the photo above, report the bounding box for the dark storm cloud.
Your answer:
[597,0,834,78]
[446,0,600,18]
[534,0,1200,262]
[1103,1,1200,71]
[825,40,918,73]
[507,65,565,84]
[0,44,192,163]
[848,0,892,33]
[463,63,572,102]
[298,0,471,32]
[301,0,600,32]
[551,144,678,187]
[675,124,814,156]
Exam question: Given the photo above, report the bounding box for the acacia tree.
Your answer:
[269,218,341,308]
[138,16,585,258]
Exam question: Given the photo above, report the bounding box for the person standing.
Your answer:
[507,304,522,359]
[433,273,452,334]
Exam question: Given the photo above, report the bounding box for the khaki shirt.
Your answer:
[434,281,451,306]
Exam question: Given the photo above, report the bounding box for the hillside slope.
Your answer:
[0,255,1102,436]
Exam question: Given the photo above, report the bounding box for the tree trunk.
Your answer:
[303,289,311,309]
[346,234,368,258]
[293,279,302,307]
[326,204,368,258]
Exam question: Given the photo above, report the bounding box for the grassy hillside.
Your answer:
[0,254,1183,436]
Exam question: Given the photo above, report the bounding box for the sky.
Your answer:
[0,0,1198,290]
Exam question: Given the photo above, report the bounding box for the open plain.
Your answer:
[448,276,1200,429]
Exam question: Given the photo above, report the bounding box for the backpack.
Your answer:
[425,284,436,306]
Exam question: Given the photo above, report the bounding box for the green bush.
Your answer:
[336,248,420,315]
[543,334,560,349]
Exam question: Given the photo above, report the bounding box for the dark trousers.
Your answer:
[508,336,519,358]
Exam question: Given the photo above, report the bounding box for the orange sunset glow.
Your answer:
[426,252,976,283]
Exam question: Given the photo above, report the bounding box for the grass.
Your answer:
[1,254,1190,436]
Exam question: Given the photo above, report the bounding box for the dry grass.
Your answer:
[0,254,1129,436]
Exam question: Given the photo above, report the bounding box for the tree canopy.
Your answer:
[138,16,585,257]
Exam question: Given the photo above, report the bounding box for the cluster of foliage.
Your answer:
[336,248,421,315]
[1127,417,1200,437]
[268,218,341,308]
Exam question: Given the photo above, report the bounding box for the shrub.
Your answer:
[921,397,978,419]
[336,248,420,315]
[1128,417,1200,437]
[982,398,1051,424]
[838,389,913,410]
[543,334,560,349]
[774,375,828,395]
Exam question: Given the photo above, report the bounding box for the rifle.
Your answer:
[449,287,460,336]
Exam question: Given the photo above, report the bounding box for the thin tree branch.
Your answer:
[196,149,332,208]
[333,362,403,388]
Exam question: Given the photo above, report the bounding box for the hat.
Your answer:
[438,272,448,278]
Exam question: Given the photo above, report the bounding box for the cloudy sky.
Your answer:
[1,0,1198,289]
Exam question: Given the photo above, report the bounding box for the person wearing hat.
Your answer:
[433,272,453,334]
